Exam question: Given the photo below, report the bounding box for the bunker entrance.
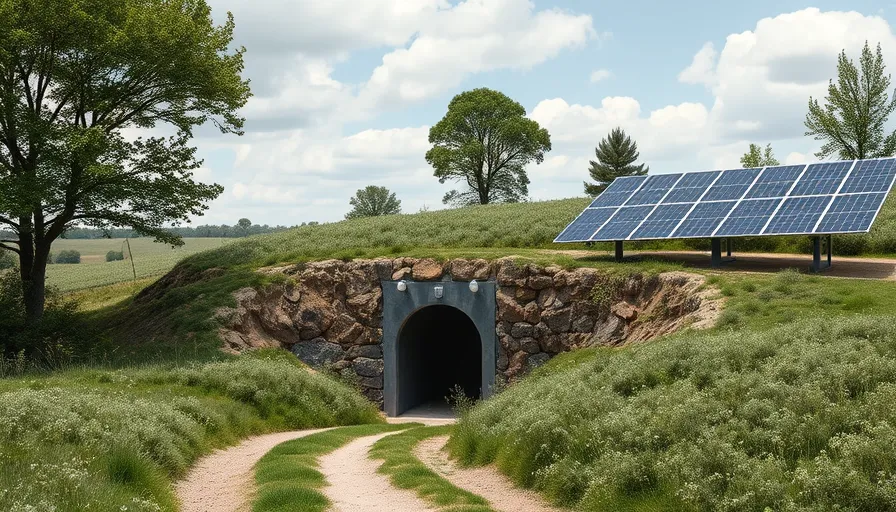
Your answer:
[396,305,482,415]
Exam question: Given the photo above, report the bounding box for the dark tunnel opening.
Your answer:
[396,305,482,415]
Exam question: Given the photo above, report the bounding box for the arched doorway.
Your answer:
[381,279,496,417]
[397,305,482,414]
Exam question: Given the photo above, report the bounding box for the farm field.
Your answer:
[46,237,232,292]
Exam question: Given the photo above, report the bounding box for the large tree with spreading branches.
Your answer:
[805,41,896,159]
[0,0,250,324]
[584,127,648,196]
[426,88,551,206]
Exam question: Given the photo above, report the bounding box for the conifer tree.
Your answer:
[805,41,896,159]
[584,127,649,196]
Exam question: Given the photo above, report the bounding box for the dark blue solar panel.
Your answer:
[840,159,896,194]
[715,199,781,236]
[764,196,830,234]
[790,162,851,196]
[591,206,655,241]
[816,192,888,233]
[589,176,648,208]
[662,171,722,203]
[554,208,617,242]
[626,174,682,205]
[555,158,896,243]
[630,204,695,239]
[745,165,805,198]
[672,201,736,237]
[703,168,761,201]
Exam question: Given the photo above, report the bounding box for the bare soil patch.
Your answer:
[319,431,437,512]
[176,428,329,512]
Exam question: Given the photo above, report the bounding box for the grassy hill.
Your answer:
[450,272,896,510]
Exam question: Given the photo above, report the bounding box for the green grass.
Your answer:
[67,277,157,312]
[706,269,896,330]
[369,425,494,512]
[252,424,415,512]
[450,314,896,511]
[0,349,382,512]
[46,238,231,291]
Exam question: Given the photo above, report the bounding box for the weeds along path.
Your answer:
[415,435,562,512]
[176,428,331,512]
[319,431,438,512]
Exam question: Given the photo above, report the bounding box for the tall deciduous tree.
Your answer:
[345,186,401,219]
[740,143,780,168]
[805,41,896,159]
[0,0,250,324]
[584,127,648,196]
[426,88,551,206]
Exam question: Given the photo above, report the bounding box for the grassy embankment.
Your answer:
[0,350,381,512]
[450,269,896,511]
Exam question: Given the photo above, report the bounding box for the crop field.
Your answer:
[46,238,231,292]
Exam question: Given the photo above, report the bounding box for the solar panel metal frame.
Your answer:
[553,157,896,243]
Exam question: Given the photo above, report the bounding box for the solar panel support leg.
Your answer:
[711,238,722,268]
[614,241,624,262]
[811,235,833,273]
[827,234,832,268]
[726,238,733,258]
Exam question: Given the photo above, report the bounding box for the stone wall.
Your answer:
[215,257,720,405]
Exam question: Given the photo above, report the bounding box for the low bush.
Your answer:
[55,249,81,264]
[0,251,14,270]
[450,316,896,511]
[0,271,90,370]
[106,250,125,262]
[0,352,382,511]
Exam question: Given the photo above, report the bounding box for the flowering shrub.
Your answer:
[451,316,896,511]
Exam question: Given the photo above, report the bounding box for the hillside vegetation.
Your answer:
[172,194,896,273]
[450,270,896,511]
[0,350,380,512]
[46,238,231,292]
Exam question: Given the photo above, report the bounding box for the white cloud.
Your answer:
[356,0,595,111]
[678,42,717,87]
[191,167,214,185]
[224,0,595,129]
[526,7,896,195]
[697,8,896,140]
[589,69,612,83]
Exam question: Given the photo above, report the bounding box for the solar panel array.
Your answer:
[555,158,896,243]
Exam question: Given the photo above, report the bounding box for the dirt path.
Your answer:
[176,428,330,512]
[319,431,437,512]
[540,249,896,280]
[415,435,562,512]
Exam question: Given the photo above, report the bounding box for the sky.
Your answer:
[177,0,896,226]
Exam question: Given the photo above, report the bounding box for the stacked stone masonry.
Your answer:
[215,257,720,406]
